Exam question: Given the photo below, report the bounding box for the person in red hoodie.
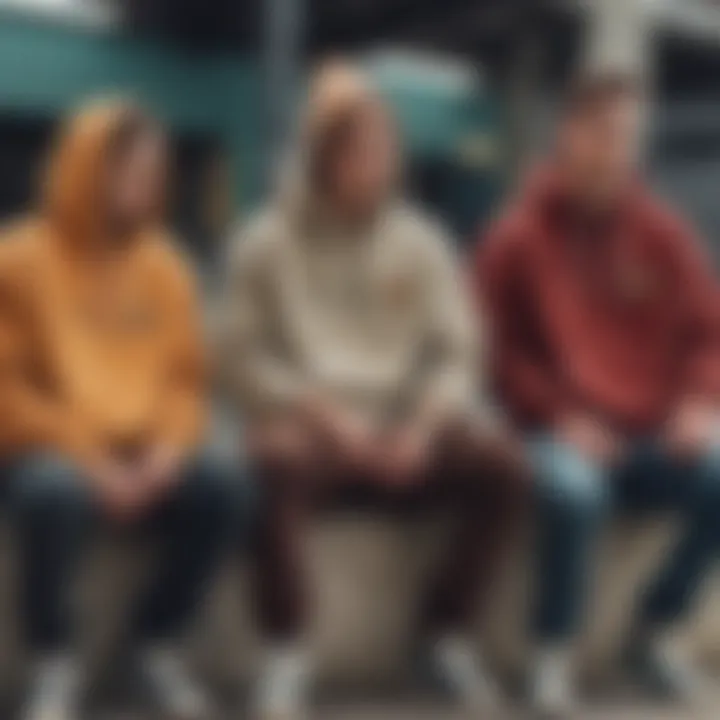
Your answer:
[476,72,720,714]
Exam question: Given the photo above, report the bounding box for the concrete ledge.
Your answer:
[0,517,718,694]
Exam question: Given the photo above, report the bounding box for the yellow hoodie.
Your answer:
[0,100,206,470]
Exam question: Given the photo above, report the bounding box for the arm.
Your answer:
[647,213,720,456]
[411,225,478,432]
[672,220,720,401]
[154,257,207,453]
[0,262,104,470]
[217,218,309,419]
[476,224,572,426]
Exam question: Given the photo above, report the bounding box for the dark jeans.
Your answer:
[252,419,529,640]
[5,451,248,652]
[530,436,720,642]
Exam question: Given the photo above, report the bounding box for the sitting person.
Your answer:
[0,100,242,720]
[221,61,529,720]
[476,72,720,715]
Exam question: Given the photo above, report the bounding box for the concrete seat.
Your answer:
[187,515,720,688]
[0,516,718,697]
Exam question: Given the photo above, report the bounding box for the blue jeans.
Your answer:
[4,451,251,651]
[530,436,720,641]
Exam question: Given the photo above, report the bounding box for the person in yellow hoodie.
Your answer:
[0,100,239,720]
[221,61,529,719]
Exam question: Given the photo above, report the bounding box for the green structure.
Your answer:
[367,51,504,238]
[0,12,504,233]
[0,9,261,207]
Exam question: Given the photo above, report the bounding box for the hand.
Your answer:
[137,444,184,500]
[298,395,375,471]
[245,422,309,463]
[90,460,146,522]
[666,401,717,458]
[378,424,432,486]
[557,412,620,463]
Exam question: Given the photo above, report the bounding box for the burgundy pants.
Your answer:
[251,418,529,640]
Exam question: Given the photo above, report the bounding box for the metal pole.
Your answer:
[263,0,305,191]
[504,17,548,180]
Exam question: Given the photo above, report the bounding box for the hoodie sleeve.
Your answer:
[411,221,479,427]
[217,216,308,418]
[154,252,207,452]
[476,221,573,426]
[661,214,720,402]
[0,243,105,470]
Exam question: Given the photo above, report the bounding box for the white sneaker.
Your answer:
[531,646,577,717]
[22,653,82,720]
[425,635,501,710]
[253,644,312,720]
[141,645,213,720]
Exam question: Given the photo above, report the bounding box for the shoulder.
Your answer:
[141,229,200,301]
[0,217,48,291]
[226,207,289,270]
[384,203,457,265]
[483,199,535,251]
[633,190,706,257]
[634,190,682,230]
[477,202,535,275]
[386,203,448,241]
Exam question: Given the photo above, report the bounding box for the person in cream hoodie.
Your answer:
[221,61,529,718]
[0,100,240,720]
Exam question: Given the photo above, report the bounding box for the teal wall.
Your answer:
[370,67,499,160]
[370,62,505,236]
[0,11,504,223]
[0,11,262,206]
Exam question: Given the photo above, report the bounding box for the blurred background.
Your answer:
[2,3,720,718]
[4,1,720,259]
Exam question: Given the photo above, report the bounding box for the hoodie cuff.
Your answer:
[47,419,107,476]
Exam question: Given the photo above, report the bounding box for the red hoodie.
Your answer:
[475,166,720,435]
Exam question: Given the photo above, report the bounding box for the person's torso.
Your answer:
[27,235,178,447]
[518,202,688,431]
[265,206,436,420]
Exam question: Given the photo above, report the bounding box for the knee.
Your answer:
[540,475,608,531]
[692,447,720,511]
[478,454,531,517]
[449,422,530,509]
[249,423,316,485]
[485,439,532,511]
[180,453,247,527]
[534,447,608,529]
[542,479,606,529]
[448,420,528,480]
[11,453,91,524]
[249,428,320,508]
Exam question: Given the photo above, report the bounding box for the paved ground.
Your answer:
[67,681,720,719]
[6,697,716,720]
[312,699,718,720]
[315,712,709,720]
[88,709,717,720]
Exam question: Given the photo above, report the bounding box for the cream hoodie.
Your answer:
[221,198,483,427]
[220,65,481,427]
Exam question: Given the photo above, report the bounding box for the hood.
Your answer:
[279,60,397,233]
[42,98,159,251]
[301,60,376,149]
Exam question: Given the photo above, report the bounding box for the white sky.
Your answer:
[0,0,115,26]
